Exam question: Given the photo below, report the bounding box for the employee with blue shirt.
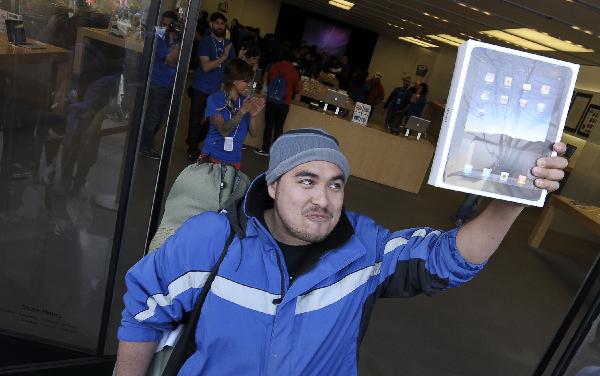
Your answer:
[201,59,265,168]
[187,12,237,162]
[139,11,181,159]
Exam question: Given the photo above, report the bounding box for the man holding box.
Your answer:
[116,128,567,375]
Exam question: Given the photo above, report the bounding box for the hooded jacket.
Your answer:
[119,175,486,375]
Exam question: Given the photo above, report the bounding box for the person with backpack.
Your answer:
[254,50,301,157]
[115,128,568,376]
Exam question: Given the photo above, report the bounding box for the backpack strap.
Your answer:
[161,228,236,376]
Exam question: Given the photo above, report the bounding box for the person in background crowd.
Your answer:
[201,59,265,168]
[189,11,209,71]
[239,43,261,71]
[139,11,181,159]
[347,69,369,103]
[229,18,242,50]
[196,10,209,38]
[455,194,483,226]
[186,12,236,162]
[365,72,385,109]
[259,33,278,70]
[329,55,349,90]
[309,45,323,78]
[255,50,301,157]
[384,76,412,134]
[298,51,316,78]
[406,82,429,119]
[324,56,339,73]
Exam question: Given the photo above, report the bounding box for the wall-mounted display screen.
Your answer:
[301,18,351,57]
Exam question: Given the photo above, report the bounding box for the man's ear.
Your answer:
[267,181,277,200]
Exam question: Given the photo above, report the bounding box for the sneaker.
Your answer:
[254,149,269,157]
[140,149,161,160]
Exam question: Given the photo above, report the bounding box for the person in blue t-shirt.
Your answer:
[139,11,181,159]
[384,78,412,134]
[406,82,429,119]
[201,59,265,168]
[186,12,237,162]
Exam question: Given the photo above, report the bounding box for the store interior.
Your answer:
[0,0,599,375]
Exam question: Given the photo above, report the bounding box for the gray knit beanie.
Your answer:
[265,128,350,185]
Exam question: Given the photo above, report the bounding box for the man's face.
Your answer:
[268,161,345,245]
[211,19,227,38]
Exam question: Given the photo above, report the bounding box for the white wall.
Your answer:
[550,68,600,243]
[200,0,281,34]
[575,65,600,94]
[367,35,457,104]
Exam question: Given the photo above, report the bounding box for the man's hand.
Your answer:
[531,142,568,193]
[456,142,569,264]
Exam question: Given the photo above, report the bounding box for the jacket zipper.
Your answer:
[272,249,285,304]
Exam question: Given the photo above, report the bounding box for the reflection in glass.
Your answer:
[0,0,152,356]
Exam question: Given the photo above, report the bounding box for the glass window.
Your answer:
[0,0,174,363]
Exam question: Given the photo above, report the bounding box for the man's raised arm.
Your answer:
[456,142,568,264]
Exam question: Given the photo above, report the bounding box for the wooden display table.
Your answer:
[318,72,339,89]
[0,35,70,113]
[298,80,354,111]
[529,195,600,248]
[73,27,144,74]
[281,104,435,193]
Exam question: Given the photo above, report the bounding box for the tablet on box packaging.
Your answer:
[428,40,579,207]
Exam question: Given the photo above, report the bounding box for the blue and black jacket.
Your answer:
[119,175,486,375]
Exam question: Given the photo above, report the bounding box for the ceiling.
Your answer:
[281,0,600,66]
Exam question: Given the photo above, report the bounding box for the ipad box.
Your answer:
[428,40,579,206]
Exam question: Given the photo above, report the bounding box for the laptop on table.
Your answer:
[405,116,431,140]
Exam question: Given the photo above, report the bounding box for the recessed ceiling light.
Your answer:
[507,28,594,52]
[398,36,439,48]
[572,25,581,30]
[328,0,354,10]
[387,22,392,26]
[458,2,468,7]
[482,11,491,15]
[480,30,556,50]
[426,34,465,47]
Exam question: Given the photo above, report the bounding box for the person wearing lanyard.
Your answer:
[202,59,266,168]
[187,12,237,162]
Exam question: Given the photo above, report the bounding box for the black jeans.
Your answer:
[263,102,289,151]
[186,88,210,156]
[140,85,172,151]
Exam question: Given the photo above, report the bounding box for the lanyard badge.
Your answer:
[224,137,234,151]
